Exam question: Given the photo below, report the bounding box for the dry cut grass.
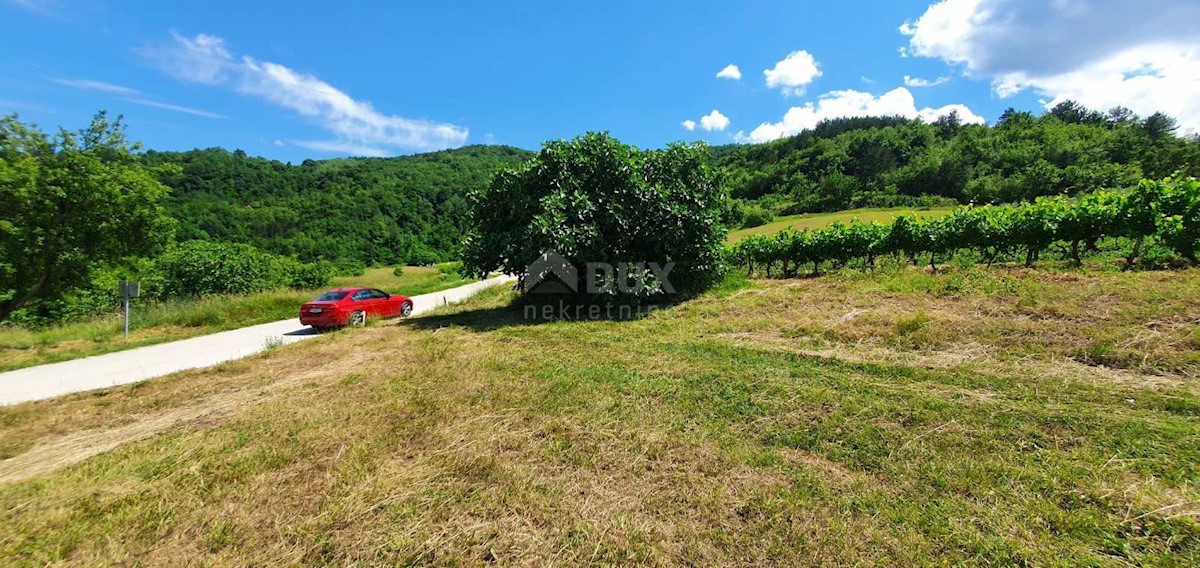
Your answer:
[0,266,1198,565]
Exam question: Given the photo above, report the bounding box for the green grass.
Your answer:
[728,206,955,242]
[0,265,474,372]
[0,266,1197,564]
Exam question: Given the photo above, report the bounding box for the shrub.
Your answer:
[740,203,775,229]
[154,241,329,297]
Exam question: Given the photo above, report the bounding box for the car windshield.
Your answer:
[314,291,348,302]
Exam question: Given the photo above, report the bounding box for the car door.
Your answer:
[349,289,377,316]
[367,289,396,317]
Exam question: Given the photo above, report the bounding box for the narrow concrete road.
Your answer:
[0,276,515,406]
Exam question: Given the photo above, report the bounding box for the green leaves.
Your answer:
[152,241,331,298]
[0,112,174,321]
[731,176,1200,274]
[460,132,728,300]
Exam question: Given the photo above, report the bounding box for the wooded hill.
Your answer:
[142,145,534,266]
[712,104,1200,218]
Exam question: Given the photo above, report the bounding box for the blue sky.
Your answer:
[3,1,1198,162]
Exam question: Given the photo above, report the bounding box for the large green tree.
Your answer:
[0,112,174,321]
[461,132,727,300]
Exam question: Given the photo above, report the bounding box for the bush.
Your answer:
[392,266,405,277]
[461,132,727,301]
[154,241,329,297]
[331,258,366,277]
[740,204,775,229]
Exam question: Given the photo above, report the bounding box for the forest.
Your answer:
[145,144,534,266]
[714,103,1200,225]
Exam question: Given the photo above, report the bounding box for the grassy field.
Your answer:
[0,265,473,372]
[0,264,1197,565]
[728,206,955,242]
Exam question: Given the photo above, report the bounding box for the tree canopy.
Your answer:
[0,112,174,321]
[461,132,727,301]
[142,144,534,266]
[715,102,1200,218]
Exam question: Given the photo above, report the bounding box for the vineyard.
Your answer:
[729,177,1200,277]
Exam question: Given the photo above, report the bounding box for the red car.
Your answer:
[299,287,414,330]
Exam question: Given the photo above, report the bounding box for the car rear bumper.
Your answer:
[300,312,343,327]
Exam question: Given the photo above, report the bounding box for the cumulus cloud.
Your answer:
[141,32,469,154]
[900,0,1200,130]
[716,64,742,80]
[738,87,983,143]
[903,75,950,88]
[681,119,697,131]
[698,109,730,131]
[764,50,822,95]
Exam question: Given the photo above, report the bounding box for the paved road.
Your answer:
[0,276,515,406]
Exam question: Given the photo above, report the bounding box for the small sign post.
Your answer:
[120,280,140,339]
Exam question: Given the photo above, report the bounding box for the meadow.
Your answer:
[1,262,1196,565]
[0,265,472,372]
[727,207,954,241]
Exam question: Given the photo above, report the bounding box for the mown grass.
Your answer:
[0,265,1197,565]
[0,265,473,372]
[728,206,955,242]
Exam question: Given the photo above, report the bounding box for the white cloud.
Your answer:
[142,32,232,85]
[716,64,742,80]
[740,87,983,143]
[901,0,1200,131]
[681,119,696,131]
[123,98,227,119]
[903,75,950,88]
[698,109,730,131]
[5,0,55,15]
[273,139,285,146]
[764,50,822,95]
[142,32,469,154]
[52,78,141,95]
[53,77,224,119]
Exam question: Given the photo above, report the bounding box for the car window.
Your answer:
[369,289,389,299]
[351,290,372,301]
[315,291,347,301]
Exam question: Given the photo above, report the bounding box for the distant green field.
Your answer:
[728,207,955,242]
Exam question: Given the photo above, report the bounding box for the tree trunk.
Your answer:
[1025,248,1036,268]
[1123,236,1144,271]
[0,271,51,322]
[1070,240,1082,266]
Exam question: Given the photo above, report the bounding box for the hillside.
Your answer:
[143,145,535,265]
[712,106,1200,215]
[1,266,1197,564]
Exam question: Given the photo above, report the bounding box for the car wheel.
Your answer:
[348,310,367,327]
[401,301,413,317]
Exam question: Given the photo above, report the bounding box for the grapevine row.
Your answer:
[728,177,1200,276]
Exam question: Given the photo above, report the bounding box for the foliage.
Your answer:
[0,112,175,321]
[153,241,331,298]
[142,144,534,266]
[729,177,1200,276]
[461,132,727,300]
[715,102,1199,215]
